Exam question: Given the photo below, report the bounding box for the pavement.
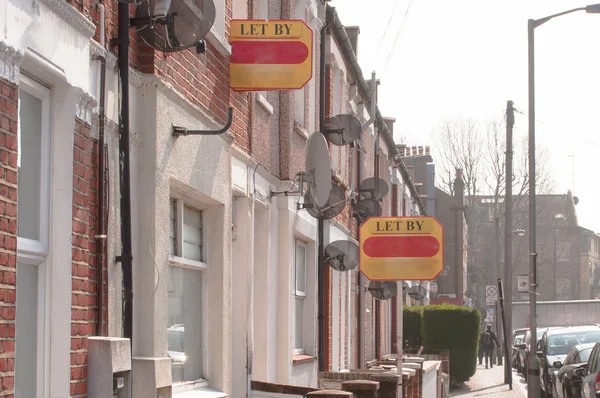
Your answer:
[449,362,529,397]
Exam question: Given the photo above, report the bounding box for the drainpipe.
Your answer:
[317,7,327,372]
[93,2,108,336]
[357,72,377,368]
[115,0,134,343]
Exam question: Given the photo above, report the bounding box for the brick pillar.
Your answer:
[370,373,402,398]
[0,78,19,396]
[306,390,354,397]
[342,380,379,398]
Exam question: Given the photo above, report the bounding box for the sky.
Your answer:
[331,0,600,233]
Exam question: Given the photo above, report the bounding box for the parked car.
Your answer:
[520,327,560,379]
[538,325,600,398]
[581,341,600,398]
[513,334,525,371]
[552,343,595,398]
[513,328,528,372]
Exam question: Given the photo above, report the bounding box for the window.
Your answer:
[169,199,203,263]
[15,75,51,398]
[168,197,206,385]
[294,240,307,354]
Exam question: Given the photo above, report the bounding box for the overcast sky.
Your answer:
[332,0,600,233]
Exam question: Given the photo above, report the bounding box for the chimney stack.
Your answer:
[397,143,407,157]
[453,168,465,206]
[383,117,396,137]
[344,26,360,57]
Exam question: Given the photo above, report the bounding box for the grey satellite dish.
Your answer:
[135,0,216,52]
[408,285,428,301]
[324,240,359,271]
[402,281,410,293]
[465,289,476,298]
[368,281,398,301]
[305,132,332,209]
[323,114,362,146]
[306,183,346,220]
[469,273,479,283]
[574,196,580,205]
[352,199,382,223]
[358,177,389,201]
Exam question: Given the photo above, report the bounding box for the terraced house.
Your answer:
[0,0,425,396]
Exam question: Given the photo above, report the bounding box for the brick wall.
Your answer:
[0,79,18,397]
[70,119,101,397]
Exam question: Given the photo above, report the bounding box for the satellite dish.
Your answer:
[305,132,332,209]
[324,240,359,271]
[368,281,398,301]
[323,114,362,146]
[408,285,427,301]
[402,281,410,293]
[135,0,216,53]
[306,183,346,220]
[465,289,476,298]
[574,196,580,205]
[469,273,479,283]
[352,199,382,223]
[358,177,389,201]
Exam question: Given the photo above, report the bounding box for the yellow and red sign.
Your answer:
[229,20,313,91]
[359,217,444,281]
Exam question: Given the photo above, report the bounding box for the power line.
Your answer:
[381,0,416,75]
[513,108,600,148]
[372,0,403,63]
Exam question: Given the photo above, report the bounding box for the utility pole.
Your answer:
[553,231,557,300]
[504,100,514,387]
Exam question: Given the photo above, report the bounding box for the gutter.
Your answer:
[326,5,426,215]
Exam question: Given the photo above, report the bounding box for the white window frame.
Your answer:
[168,197,209,391]
[15,74,52,398]
[294,239,307,355]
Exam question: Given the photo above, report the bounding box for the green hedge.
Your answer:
[403,304,481,385]
[403,306,423,349]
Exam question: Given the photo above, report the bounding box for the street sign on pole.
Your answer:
[486,285,497,306]
[359,216,444,281]
[229,20,313,91]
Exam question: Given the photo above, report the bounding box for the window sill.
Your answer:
[256,93,274,115]
[292,354,318,365]
[294,122,309,141]
[173,380,227,397]
[206,28,232,57]
[169,255,208,271]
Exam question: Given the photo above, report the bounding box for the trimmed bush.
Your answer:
[421,304,481,385]
[403,306,423,349]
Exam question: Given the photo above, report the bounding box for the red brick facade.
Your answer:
[70,119,102,396]
[0,78,18,398]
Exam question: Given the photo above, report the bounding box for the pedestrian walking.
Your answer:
[479,324,500,369]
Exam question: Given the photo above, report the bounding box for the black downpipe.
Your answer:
[117,0,134,342]
[317,15,327,373]
[93,51,107,336]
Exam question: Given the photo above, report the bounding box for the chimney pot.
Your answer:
[412,146,417,156]
[418,146,423,155]
[425,146,430,155]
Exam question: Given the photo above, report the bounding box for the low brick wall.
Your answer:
[319,371,404,398]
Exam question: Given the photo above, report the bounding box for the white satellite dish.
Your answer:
[305,132,332,209]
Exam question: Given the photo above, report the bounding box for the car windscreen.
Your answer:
[548,331,600,356]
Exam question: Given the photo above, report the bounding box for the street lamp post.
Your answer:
[527,5,600,397]
[554,230,558,301]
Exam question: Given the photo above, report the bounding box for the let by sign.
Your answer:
[359,217,444,281]
[229,20,313,91]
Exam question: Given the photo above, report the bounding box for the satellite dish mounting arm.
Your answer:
[172,107,234,136]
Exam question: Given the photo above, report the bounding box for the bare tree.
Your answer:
[433,118,484,208]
